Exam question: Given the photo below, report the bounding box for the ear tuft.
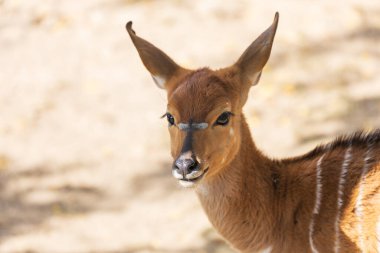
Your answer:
[126,21,135,35]
[274,12,279,25]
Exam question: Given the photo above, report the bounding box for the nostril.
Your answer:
[174,158,199,176]
[188,159,199,172]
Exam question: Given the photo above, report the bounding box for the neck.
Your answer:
[196,116,279,252]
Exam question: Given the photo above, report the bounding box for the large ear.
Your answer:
[234,12,279,86]
[126,22,184,89]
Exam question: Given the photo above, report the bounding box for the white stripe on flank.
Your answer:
[309,154,325,253]
[334,146,352,253]
[355,145,372,251]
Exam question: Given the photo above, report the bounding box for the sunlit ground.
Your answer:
[0,0,380,252]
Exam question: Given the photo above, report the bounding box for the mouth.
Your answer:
[178,167,209,188]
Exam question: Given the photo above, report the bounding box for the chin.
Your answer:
[178,179,198,188]
[176,167,209,188]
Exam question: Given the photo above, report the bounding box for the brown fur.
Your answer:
[127,13,380,253]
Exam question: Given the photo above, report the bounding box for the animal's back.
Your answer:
[300,130,380,252]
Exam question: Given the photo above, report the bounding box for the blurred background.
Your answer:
[1,0,380,252]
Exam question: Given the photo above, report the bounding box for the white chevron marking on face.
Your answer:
[178,122,208,131]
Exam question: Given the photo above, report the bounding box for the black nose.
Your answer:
[174,157,199,177]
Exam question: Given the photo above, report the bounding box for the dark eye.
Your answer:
[166,113,175,126]
[215,112,232,126]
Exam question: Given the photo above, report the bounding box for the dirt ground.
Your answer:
[1,0,380,252]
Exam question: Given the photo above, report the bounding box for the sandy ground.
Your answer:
[0,0,380,252]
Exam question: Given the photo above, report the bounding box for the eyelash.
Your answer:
[214,112,233,126]
[162,113,175,126]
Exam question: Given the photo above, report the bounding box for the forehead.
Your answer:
[168,68,231,122]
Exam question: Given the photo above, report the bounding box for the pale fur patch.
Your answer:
[172,168,183,179]
[309,154,325,253]
[196,182,209,196]
[260,245,273,253]
[229,127,234,136]
[334,146,352,253]
[355,146,372,251]
[152,75,166,88]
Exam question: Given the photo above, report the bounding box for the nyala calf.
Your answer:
[127,13,380,253]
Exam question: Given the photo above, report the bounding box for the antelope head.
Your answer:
[127,13,278,188]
